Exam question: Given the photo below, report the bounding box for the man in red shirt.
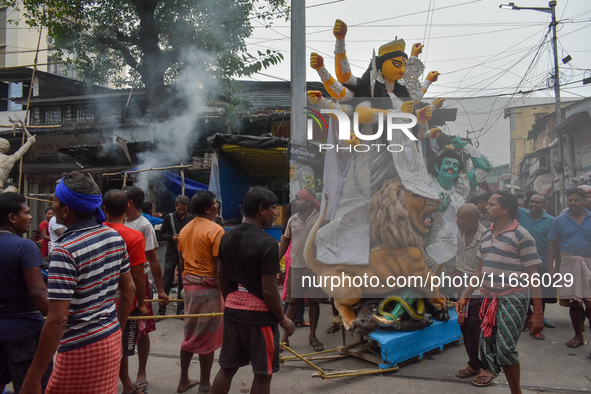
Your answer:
[103,189,147,394]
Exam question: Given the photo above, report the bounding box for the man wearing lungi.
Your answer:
[453,204,489,384]
[21,172,136,394]
[124,185,169,392]
[157,194,193,317]
[103,189,148,394]
[547,187,591,351]
[211,186,295,394]
[177,191,224,393]
[278,189,326,352]
[456,191,543,393]
[518,194,556,337]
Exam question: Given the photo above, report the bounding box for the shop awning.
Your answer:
[207,133,289,179]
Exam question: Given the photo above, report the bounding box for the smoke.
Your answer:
[133,47,220,196]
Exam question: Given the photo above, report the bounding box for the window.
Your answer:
[76,105,94,123]
[44,106,62,124]
[30,107,41,125]
[62,106,73,123]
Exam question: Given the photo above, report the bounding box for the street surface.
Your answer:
[126,299,591,394]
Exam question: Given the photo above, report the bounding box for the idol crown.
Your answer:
[378,38,406,57]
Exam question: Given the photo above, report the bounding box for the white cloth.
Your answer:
[426,175,471,265]
[48,216,66,254]
[559,253,591,301]
[316,152,371,265]
[320,120,352,222]
[125,215,158,251]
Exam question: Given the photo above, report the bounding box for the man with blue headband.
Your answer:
[21,172,136,394]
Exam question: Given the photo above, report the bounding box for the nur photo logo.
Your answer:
[304,107,418,153]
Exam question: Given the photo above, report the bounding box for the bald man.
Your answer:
[518,194,555,337]
[453,204,490,383]
[578,185,591,210]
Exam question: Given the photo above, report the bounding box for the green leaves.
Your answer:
[9,0,289,97]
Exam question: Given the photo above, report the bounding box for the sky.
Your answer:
[245,0,591,166]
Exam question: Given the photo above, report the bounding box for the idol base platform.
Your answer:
[368,309,462,369]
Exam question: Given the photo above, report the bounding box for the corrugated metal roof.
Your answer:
[234,81,326,111]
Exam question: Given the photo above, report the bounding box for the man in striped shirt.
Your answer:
[21,172,135,394]
[456,191,543,393]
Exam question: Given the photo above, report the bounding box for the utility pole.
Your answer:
[549,1,566,209]
[500,1,565,208]
[290,0,306,200]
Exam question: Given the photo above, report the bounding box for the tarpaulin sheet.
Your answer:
[163,171,208,199]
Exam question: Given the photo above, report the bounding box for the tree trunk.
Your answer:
[134,0,169,119]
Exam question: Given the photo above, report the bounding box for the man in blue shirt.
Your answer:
[547,188,591,351]
[142,201,163,227]
[0,192,52,393]
[518,194,555,337]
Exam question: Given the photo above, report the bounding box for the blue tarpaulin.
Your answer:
[163,171,208,199]
[217,154,250,220]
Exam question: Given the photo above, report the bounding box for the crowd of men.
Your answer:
[1,170,591,394]
[454,186,591,393]
[0,172,294,394]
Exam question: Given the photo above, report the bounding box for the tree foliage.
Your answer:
[9,0,289,113]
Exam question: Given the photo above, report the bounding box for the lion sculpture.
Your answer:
[304,177,448,332]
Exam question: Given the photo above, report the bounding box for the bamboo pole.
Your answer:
[0,124,62,129]
[18,25,43,193]
[180,168,185,195]
[26,196,53,204]
[104,164,191,177]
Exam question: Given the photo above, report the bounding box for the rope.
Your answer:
[144,299,184,303]
[127,312,222,320]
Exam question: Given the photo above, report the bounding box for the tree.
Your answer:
[9,0,289,115]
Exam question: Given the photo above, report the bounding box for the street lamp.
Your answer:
[500,1,565,208]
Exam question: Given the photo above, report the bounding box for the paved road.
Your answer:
[125,300,591,394]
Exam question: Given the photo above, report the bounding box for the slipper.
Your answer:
[456,366,481,379]
[534,332,545,340]
[472,371,495,387]
[543,318,555,328]
[123,390,145,394]
[134,382,148,392]
[310,338,324,352]
[296,321,310,327]
[566,339,584,348]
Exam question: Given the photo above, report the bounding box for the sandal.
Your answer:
[129,381,148,394]
[309,338,324,352]
[456,365,481,379]
[534,332,545,340]
[472,371,495,387]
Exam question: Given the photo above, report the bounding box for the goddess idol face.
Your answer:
[381,56,407,84]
